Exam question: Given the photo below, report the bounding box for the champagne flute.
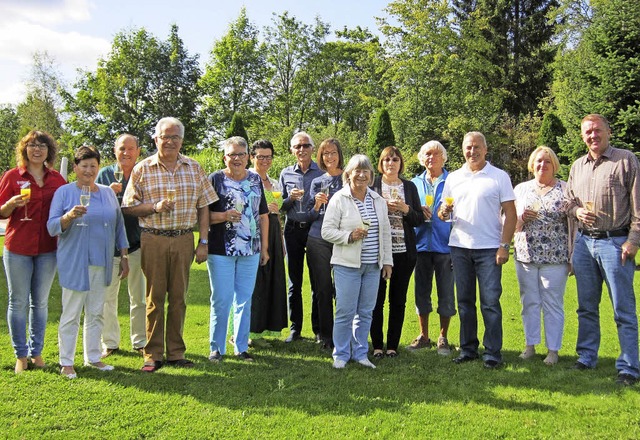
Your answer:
[390,187,399,201]
[296,180,306,214]
[584,201,595,230]
[361,219,371,231]
[167,187,176,203]
[320,185,330,214]
[114,165,123,183]
[234,195,244,223]
[78,185,91,226]
[444,196,454,223]
[424,194,434,223]
[20,182,32,221]
[271,183,283,212]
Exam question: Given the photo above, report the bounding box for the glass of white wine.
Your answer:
[296,180,306,214]
[20,182,32,221]
[320,185,330,214]
[114,165,124,183]
[234,195,244,223]
[167,187,176,203]
[78,185,91,226]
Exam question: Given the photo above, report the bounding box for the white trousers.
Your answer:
[59,266,106,366]
[515,261,569,351]
[101,249,147,350]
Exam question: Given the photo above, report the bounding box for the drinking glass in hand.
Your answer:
[20,183,32,221]
[78,185,91,226]
[424,194,434,223]
[444,196,454,223]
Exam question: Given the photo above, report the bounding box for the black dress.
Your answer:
[250,212,288,333]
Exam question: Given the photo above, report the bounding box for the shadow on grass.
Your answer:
[39,338,635,418]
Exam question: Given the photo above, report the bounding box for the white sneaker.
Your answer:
[357,358,376,369]
[85,362,114,371]
[333,359,347,369]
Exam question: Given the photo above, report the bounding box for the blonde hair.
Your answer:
[527,146,560,174]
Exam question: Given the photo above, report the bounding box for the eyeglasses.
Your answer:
[322,151,339,157]
[383,157,401,163]
[292,143,312,150]
[227,152,247,159]
[157,135,182,142]
[26,143,48,150]
[255,155,273,161]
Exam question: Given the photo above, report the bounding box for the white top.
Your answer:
[443,162,515,249]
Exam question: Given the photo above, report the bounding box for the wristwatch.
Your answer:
[499,243,510,251]
[199,239,208,245]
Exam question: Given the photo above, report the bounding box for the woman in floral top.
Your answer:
[513,146,572,365]
[207,137,269,363]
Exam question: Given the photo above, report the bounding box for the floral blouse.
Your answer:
[513,179,570,265]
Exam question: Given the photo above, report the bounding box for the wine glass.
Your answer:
[296,180,306,214]
[78,185,91,226]
[444,196,454,223]
[319,184,330,214]
[167,186,176,203]
[234,194,244,222]
[584,201,595,229]
[271,182,283,213]
[20,182,32,221]
[390,187,399,201]
[424,193,434,223]
[114,165,123,184]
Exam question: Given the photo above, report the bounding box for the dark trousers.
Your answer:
[284,222,317,334]
[371,252,416,351]
[306,235,334,342]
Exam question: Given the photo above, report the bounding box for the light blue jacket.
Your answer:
[48,183,129,291]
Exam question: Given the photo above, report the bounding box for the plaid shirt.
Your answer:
[566,146,640,246]
[122,153,218,230]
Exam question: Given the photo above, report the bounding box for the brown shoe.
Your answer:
[407,336,431,350]
[101,348,119,358]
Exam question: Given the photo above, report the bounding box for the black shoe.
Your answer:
[616,373,638,386]
[315,334,322,344]
[166,358,194,368]
[320,339,334,350]
[285,331,301,343]
[483,359,500,369]
[208,351,223,363]
[453,354,478,364]
[572,361,590,370]
[235,351,254,362]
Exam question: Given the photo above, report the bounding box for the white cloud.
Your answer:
[0,0,92,25]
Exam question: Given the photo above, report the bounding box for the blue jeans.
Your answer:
[572,234,639,377]
[332,263,380,362]
[3,249,57,358]
[207,254,259,355]
[450,247,503,362]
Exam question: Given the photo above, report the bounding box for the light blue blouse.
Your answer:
[47,183,129,291]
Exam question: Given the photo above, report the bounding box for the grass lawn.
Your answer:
[1,236,639,439]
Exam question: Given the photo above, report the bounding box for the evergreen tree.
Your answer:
[537,112,566,154]
[225,113,249,142]
[0,105,19,172]
[368,108,395,160]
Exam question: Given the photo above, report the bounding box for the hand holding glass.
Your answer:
[78,185,91,226]
[444,196,454,223]
[20,183,32,221]
[424,194,434,222]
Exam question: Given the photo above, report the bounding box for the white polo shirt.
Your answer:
[443,161,515,250]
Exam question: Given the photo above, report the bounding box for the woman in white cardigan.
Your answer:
[321,154,393,369]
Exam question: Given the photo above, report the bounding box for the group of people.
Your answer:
[1,114,638,386]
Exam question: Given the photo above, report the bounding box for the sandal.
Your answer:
[386,350,398,358]
[373,349,385,359]
[141,361,163,373]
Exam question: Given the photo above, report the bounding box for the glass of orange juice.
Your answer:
[20,183,32,221]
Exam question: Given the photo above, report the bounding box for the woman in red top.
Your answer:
[0,131,66,373]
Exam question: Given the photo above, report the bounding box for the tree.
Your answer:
[199,8,267,145]
[537,112,566,154]
[368,107,395,160]
[0,105,19,172]
[553,0,640,164]
[63,25,201,154]
[225,113,249,141]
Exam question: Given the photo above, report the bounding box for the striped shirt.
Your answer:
[353,192,379,264]
[122,153,218,230]
[566,146,640,246]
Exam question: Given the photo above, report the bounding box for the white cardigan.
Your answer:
[321,186,393,269]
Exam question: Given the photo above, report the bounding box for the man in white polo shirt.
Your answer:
[439,131,517,369]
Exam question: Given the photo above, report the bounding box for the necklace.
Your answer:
[536,179,555,190]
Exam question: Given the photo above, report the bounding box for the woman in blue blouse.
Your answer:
[48,146,129,379]
[207,137,269,363]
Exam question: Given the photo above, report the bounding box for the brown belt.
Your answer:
[141,228,192,237]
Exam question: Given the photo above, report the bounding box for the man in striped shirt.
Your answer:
[566,114,640,386]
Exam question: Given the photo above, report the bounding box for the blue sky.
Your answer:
[0,0,391,105]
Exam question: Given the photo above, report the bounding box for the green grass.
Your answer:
[1,237,639,439]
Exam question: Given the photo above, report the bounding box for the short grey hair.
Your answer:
[222,136,248,154]
[463,131,487,148]
[153,117,185,139]
[343,154,375,186]
[417,140,447,167]
[290,131,314,148]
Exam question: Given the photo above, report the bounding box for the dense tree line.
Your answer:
[1,0,638,185]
